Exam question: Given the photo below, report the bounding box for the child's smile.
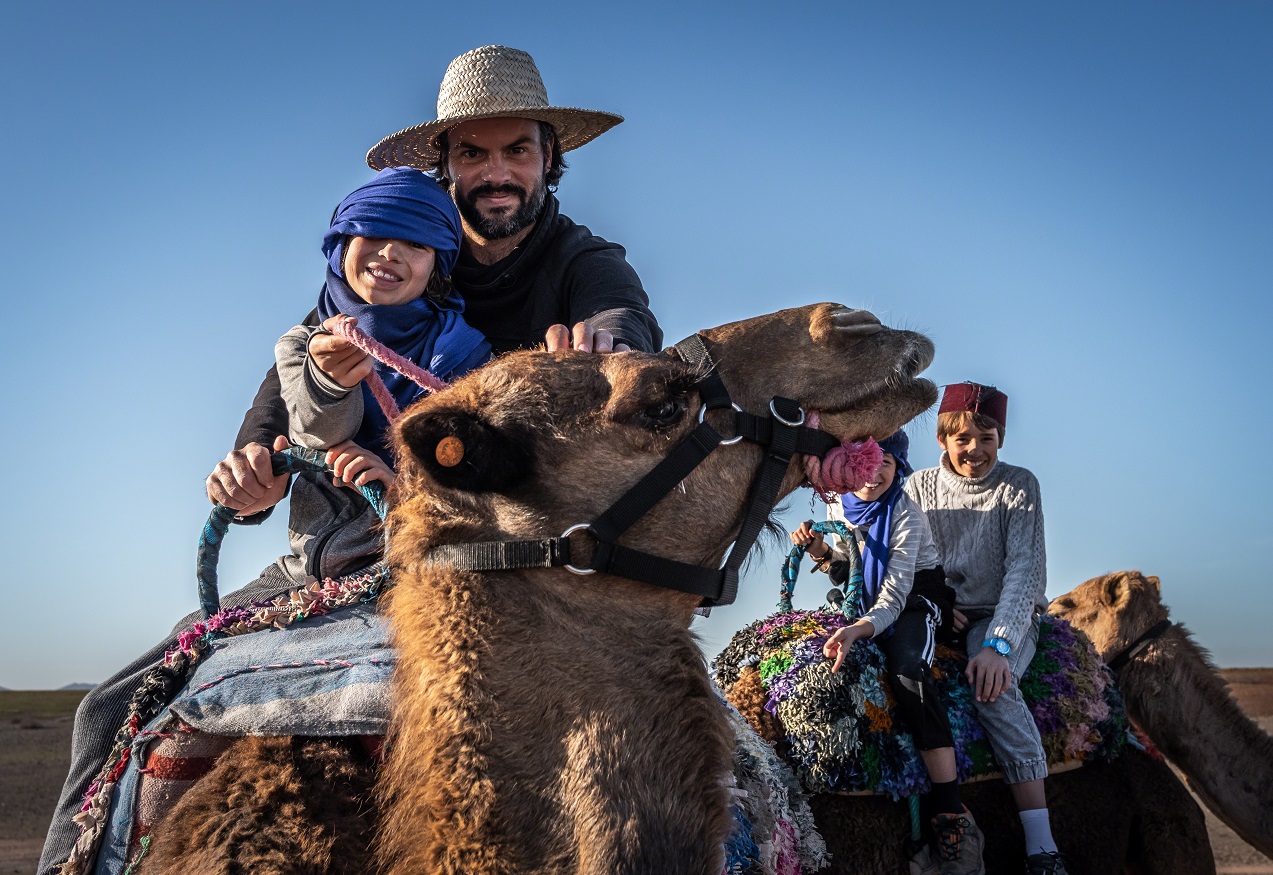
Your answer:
[343,236,437,306]
[939,423,1001,479]
[851,454,897,502]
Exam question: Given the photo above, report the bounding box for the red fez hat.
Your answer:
[938,382,1008,430]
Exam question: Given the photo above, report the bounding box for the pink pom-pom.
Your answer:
[804,411,884,500]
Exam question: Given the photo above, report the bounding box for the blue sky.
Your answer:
[1,2,1270,688]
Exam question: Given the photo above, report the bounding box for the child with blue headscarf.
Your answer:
[272,167,491,583]
[792,430,984,873]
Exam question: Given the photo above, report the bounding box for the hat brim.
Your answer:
[366,107,624,170]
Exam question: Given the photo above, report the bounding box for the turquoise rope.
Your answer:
[777,519,863,617]
[196,447,388,618]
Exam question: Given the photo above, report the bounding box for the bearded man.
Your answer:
[211,44,661,513]
[39,46,660,875]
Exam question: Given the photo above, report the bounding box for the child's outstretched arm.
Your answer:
[856,500,926,637]
[823,619,877,672]
[274,318,367,450]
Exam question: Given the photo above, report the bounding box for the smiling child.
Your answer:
[793,431,981,874]
[904,382,1069,875]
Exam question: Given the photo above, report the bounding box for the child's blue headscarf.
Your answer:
[321,166,462,278]
[838,430,913,609]
[316,168,489,462]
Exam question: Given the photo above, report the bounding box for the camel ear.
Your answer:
[398,407,534,493]
[1099,575,1128,608]
[1144,575,1162,598]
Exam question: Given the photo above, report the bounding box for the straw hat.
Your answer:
[366,46,624,170]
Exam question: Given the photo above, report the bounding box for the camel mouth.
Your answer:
[816,337,937,442]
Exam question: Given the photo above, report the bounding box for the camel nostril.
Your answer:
[829,307,884,335]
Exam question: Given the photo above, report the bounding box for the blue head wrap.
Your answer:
[315,169,487,463]
[877,429,914,477]
[321,166,462,279]
[838,430,912,610]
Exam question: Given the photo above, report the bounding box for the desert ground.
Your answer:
[3,675,1270,874]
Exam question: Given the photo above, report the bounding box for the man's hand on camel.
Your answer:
[544,321,630,354]
[325,439,396,489]
[310,315,375,387]
[206,435,292,516]
[966,648,1011,703]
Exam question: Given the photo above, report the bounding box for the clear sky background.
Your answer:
[1,2,1270,688]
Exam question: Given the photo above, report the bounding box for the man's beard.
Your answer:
[454,178,547,240]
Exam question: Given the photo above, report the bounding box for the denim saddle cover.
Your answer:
[169,602,394,736]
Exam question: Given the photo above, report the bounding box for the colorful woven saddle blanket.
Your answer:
[713,610,1129,799]
[91,603,825,875]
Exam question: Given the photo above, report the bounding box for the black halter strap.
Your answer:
[1105,619,1174,672]
[425,333,841,606]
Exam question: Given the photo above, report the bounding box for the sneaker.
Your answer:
[930,808,986,875]
[1025,851,1070,874]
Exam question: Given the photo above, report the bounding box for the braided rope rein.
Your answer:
[329,316,449,422]
[777,520,864,616]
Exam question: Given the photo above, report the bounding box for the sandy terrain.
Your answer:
[2,674,1270,874]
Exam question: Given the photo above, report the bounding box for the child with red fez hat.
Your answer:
[794,430,983,874]
[905,382,1069,875]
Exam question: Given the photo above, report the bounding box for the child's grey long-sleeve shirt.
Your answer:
[275,325,364,450]
[825,492,941,637]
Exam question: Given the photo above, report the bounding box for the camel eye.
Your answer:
[640,396,687,430]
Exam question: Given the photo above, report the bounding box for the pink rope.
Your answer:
[803,411,884,501]
[329,317,450,422]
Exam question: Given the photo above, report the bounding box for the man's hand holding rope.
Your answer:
[206,435,292,516]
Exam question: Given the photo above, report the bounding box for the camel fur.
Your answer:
[139,303,936,875]
[1051,570,1273,859]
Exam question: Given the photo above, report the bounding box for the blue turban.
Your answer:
[877,429,914,477]
[322,167,462,279]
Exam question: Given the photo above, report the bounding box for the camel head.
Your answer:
[387,303,934,608]
[1049,570,1168,661]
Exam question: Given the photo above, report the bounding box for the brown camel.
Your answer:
[136,303,937,875]
[1050,570,1273,860]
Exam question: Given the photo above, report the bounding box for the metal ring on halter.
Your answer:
[697,402,744,445]
[769,399,806,427]
[560,524,597,575]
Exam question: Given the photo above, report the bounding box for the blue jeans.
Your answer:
[965,615,1048,784]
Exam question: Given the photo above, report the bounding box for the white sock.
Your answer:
[1019,807,1058,855]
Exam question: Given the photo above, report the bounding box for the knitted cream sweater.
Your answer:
[903,457,1048,651]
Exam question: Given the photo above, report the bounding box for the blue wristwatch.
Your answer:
[982,637,1011,656]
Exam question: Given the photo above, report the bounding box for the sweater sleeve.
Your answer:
[563,245,663,353]
[860,501,923,637]
[988,470,1048,650]
[234,308,322,450]
[274,325,363,450]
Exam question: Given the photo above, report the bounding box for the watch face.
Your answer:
[994,639,1010,655]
